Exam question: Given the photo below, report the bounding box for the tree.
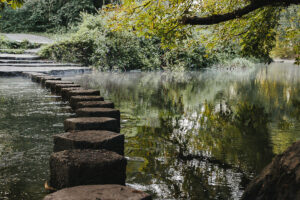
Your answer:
[182,0,300,25]
[106,0,300,61]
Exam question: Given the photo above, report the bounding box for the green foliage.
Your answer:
[162,43,215,70]
[239,7,281,63]
[271,5,300,61]
[40,13,217,71]
[105,0,299,62]
[39,37,94,65]
[0,36,41,49]
[0,49,24,54]
[0,0,96,32]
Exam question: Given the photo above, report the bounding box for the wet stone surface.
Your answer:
[43,185,152,200]
[53,130,124,155]
[49,149,127,189]
[75,101,115,109]
[64,117,120,133]
[70,96,104,108]
[76,108,120,121]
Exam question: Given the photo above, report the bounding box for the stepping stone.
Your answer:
[49,149,127,189]
[61,87,85,100]
[64,117,120,133]
[31,74,46,82]
[45,80,73,89]
[43,185,152,200]
[53,131,124,155]
[75,101,115,109]
[36,76,61,83]
[65,89,100,101]
[55,84,81,94]
[70,96,104,109]
[76,108,120,122]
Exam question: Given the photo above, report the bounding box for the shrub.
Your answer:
[0,0,97,32]
[40,13,219,71]
[0,36,41,49]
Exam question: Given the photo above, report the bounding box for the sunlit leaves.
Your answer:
[0,0,23,9]
[103,0,298,60]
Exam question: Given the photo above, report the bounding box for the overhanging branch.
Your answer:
[182,0,300,25]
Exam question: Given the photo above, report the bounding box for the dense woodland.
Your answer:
[0,0,299,70]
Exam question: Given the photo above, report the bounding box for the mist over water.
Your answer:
[0,62,300,199]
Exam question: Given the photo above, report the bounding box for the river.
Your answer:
[0,62,299,199]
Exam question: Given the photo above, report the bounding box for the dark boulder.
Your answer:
[242,141,300,200]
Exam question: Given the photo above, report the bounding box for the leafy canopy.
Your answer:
[105,0,299,61]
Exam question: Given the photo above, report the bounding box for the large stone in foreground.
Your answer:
[53,131,124,155]
[54,84,81,94]
[75,101,115,109]
[70,96,104,109]
[43,185,152,200]
[49,149,127,189]
[242,141,300,200]
[65,89,100,101]
[76,108,120,121]
[64,117,120,133]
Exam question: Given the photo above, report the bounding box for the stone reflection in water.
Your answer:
[70,63,300,199]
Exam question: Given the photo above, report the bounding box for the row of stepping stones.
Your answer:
[22,72,152,200]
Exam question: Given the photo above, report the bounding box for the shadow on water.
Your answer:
[0,62,300,199]
[68,62,300,200]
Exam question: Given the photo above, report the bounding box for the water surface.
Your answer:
[0,62,300,199]
[69,63,300,199]
[0,77,72,199]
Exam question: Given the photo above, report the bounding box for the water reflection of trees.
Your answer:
[74,64,300,199]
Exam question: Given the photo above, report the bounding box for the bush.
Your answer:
[0,36,41,49]
[0,0,97,32]
[40,37,94,65]
[40,13,219,71]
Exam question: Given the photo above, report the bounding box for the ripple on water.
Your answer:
[0,77,71,200]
